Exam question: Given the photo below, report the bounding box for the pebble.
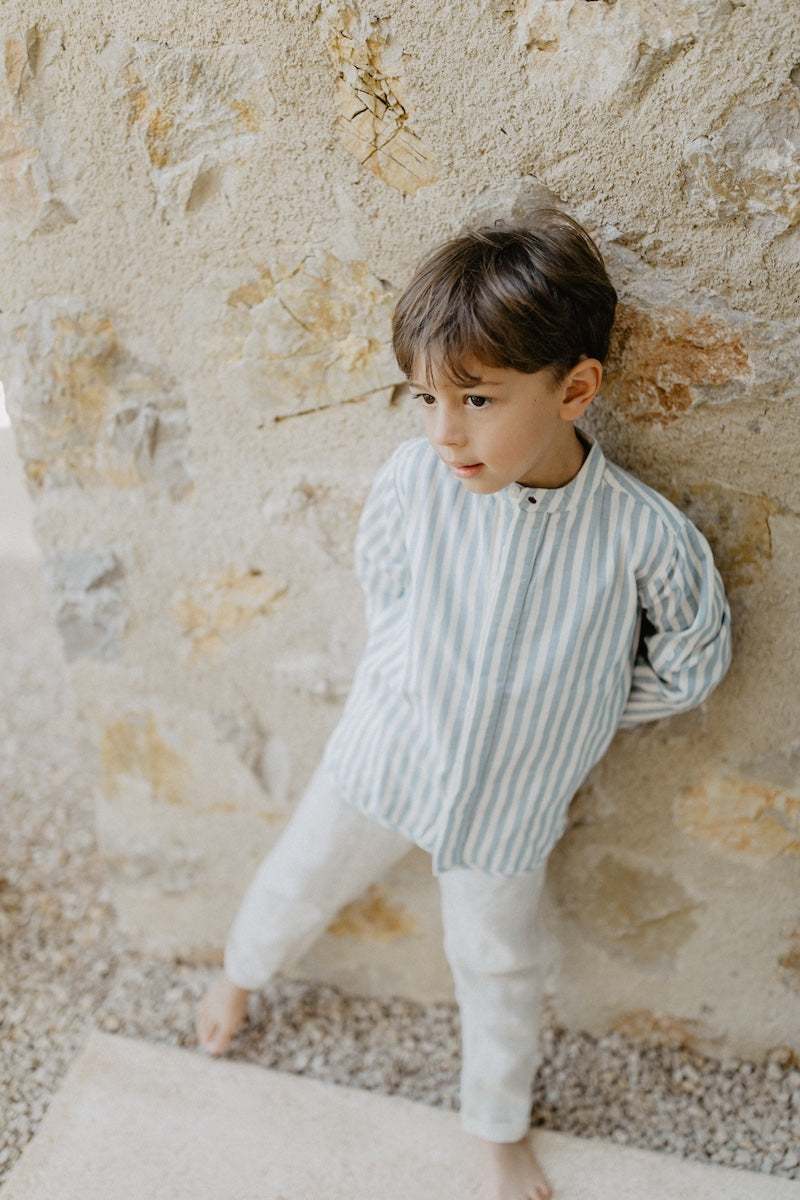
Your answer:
[1,559,799,1188]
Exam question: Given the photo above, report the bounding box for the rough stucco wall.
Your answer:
[0,0,798,1059]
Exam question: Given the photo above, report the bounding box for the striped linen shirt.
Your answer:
[323,435,731,875]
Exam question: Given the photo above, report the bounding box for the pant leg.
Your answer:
[225,764,413,989]
[438,865,549,1143]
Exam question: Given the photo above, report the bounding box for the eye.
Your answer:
[465,394,492,409]
[413,393,437,407]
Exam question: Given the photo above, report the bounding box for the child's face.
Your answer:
[409,359,592,494]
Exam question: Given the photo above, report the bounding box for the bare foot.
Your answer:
[477,1135,552,1200]
[196,973,250,1055]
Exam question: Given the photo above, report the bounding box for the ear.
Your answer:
[560,358,603,422]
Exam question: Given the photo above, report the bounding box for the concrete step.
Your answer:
[1,1032,795,1200]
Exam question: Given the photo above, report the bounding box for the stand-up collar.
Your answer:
[506,433,605,515]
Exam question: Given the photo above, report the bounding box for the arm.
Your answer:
[354,448,411,629]
[618,519,731,729]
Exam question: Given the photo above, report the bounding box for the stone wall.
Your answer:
[1,0,798,1059]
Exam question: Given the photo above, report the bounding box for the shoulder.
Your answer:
[600,457,696,538]
[597,454,716,583]
[359,439,442,531]
[382,436,437,473]
[375,437,442,496]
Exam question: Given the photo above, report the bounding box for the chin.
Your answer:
[460,477,503,495]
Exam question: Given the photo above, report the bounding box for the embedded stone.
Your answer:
[171,567,288,655]
[95,704,284,942]
[262,479,364,565]
[549,849,700,965]
[211,712,270,786]
[0,299,191,495]
[99,38,272,216]
[325,6,439,194]
[662,482,777,591]
[101,711,189,810]
[327,884,419,941]
[0,26,78,237]
[609,1010,703,1050]
[43,548,126,661]
[188,254,400,419]
[515,0,735,104]
[211,713,292,808]
[684,86,800,236]
[676,759,800,862]
[596,243,798,432]
[99,706,281,821]
[464,176,564,229]
[602,302,751,424]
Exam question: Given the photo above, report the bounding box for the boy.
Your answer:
[197,211,731,1200]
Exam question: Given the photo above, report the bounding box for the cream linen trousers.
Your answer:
[225,765,549,1143]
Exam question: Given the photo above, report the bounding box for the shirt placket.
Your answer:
[433,494,545,870]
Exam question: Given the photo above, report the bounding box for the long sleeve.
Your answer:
[618,519,732,729]
[354,449,411,630]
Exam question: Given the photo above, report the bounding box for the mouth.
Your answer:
[447,461,484,479]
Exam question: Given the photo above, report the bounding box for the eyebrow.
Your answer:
[408,379,506,390]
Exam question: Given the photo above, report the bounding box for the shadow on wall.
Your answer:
[0,384,40,562]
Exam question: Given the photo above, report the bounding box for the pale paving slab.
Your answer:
[2,1033,797,1200]
[0,430,39,561]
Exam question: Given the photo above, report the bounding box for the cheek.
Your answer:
[495,423,532,457]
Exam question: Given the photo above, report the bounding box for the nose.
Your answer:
[432,404,466,447]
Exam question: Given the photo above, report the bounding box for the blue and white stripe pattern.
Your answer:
[323,436,731,875]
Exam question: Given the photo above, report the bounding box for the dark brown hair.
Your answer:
[392,210,617,385]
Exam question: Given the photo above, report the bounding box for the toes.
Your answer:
[202,1030,226,1056]
[195,1004,222,1054]
[201,1021,226,1056]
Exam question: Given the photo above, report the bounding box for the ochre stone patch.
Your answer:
[777,932,800,994]
[0,36,41,230]
[675,775,800,862]
[665,483,777,591]
[0,300,191,496]
[327,884,418,941]
[144,109,174,169]
[171,568,288,655]
[0,27,77,236]
[609,1010,702,1050]
[603,303,750,424]
[199,252,400,418]
[101,713,189,809]
[227,279,271,309]
[100,39,269,215]
[230,98,260,133]
[550,851,699,965]
[326,8,438,195]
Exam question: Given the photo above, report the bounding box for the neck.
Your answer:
[518,428,588,490]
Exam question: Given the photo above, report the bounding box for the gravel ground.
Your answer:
[1,558,798,1187]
